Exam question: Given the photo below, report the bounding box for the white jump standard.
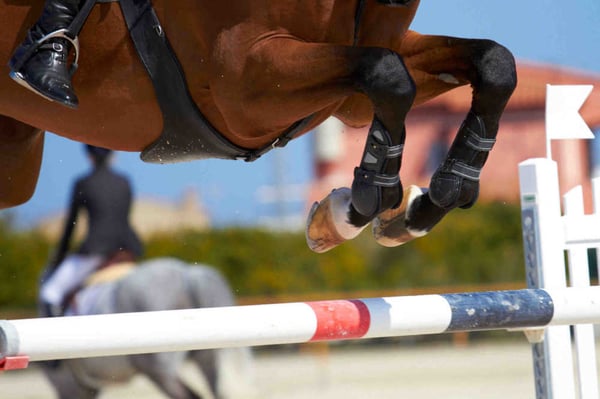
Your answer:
[520,156,600,399]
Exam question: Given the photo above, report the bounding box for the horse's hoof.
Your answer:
[305,187,366,253]
[372,185,429,247]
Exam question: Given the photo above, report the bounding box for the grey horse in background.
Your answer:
[40,257,255,399]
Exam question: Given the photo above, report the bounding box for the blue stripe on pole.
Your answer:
[442,289,554,332]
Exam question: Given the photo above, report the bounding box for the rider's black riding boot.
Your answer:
[429,112,495,210]
[8,0,81,108]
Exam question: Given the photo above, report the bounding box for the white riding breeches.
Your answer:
[40,254,104,306]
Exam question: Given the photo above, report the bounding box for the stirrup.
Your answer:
[10,28,80,76]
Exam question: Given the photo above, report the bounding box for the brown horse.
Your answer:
[0,0,516,251]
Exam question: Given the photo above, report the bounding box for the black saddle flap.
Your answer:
[118,0,248,163]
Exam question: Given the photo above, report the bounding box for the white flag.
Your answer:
[546,84,594,140]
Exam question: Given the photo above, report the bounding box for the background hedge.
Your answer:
[0,201,525,309]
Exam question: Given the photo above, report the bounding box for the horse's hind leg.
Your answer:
[374,33,517,246]
[131,353,202,399]
[0,115,44,208]
[189,349,219,399]
[42,363,100,399]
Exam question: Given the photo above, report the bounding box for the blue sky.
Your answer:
[7,1,600,228]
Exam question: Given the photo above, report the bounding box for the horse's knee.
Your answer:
[354,48,416,115]
[473,40,517,102]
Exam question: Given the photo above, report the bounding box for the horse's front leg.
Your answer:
[306,48,416,252]
[210,31,415,252]
[373,34,517,246]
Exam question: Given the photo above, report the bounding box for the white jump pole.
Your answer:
[2,287,600,366]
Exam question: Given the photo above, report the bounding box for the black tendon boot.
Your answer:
[8,0,81,108]
[351,118,404,220]
[429,112,495,210]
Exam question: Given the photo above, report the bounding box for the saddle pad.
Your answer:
[84,262,135,286]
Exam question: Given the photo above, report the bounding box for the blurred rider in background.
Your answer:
[40,144,143,316]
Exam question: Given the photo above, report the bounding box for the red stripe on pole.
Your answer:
[0,356,29,371]
[308,299,371,341]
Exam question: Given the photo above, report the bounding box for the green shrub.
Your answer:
[0,202,525,308]
[142,201,524,295]
[0,214,51,307]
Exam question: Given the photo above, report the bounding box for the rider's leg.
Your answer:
[39,254,103,315]
[8,0,82,108]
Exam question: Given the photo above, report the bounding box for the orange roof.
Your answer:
[419,61,600,128]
